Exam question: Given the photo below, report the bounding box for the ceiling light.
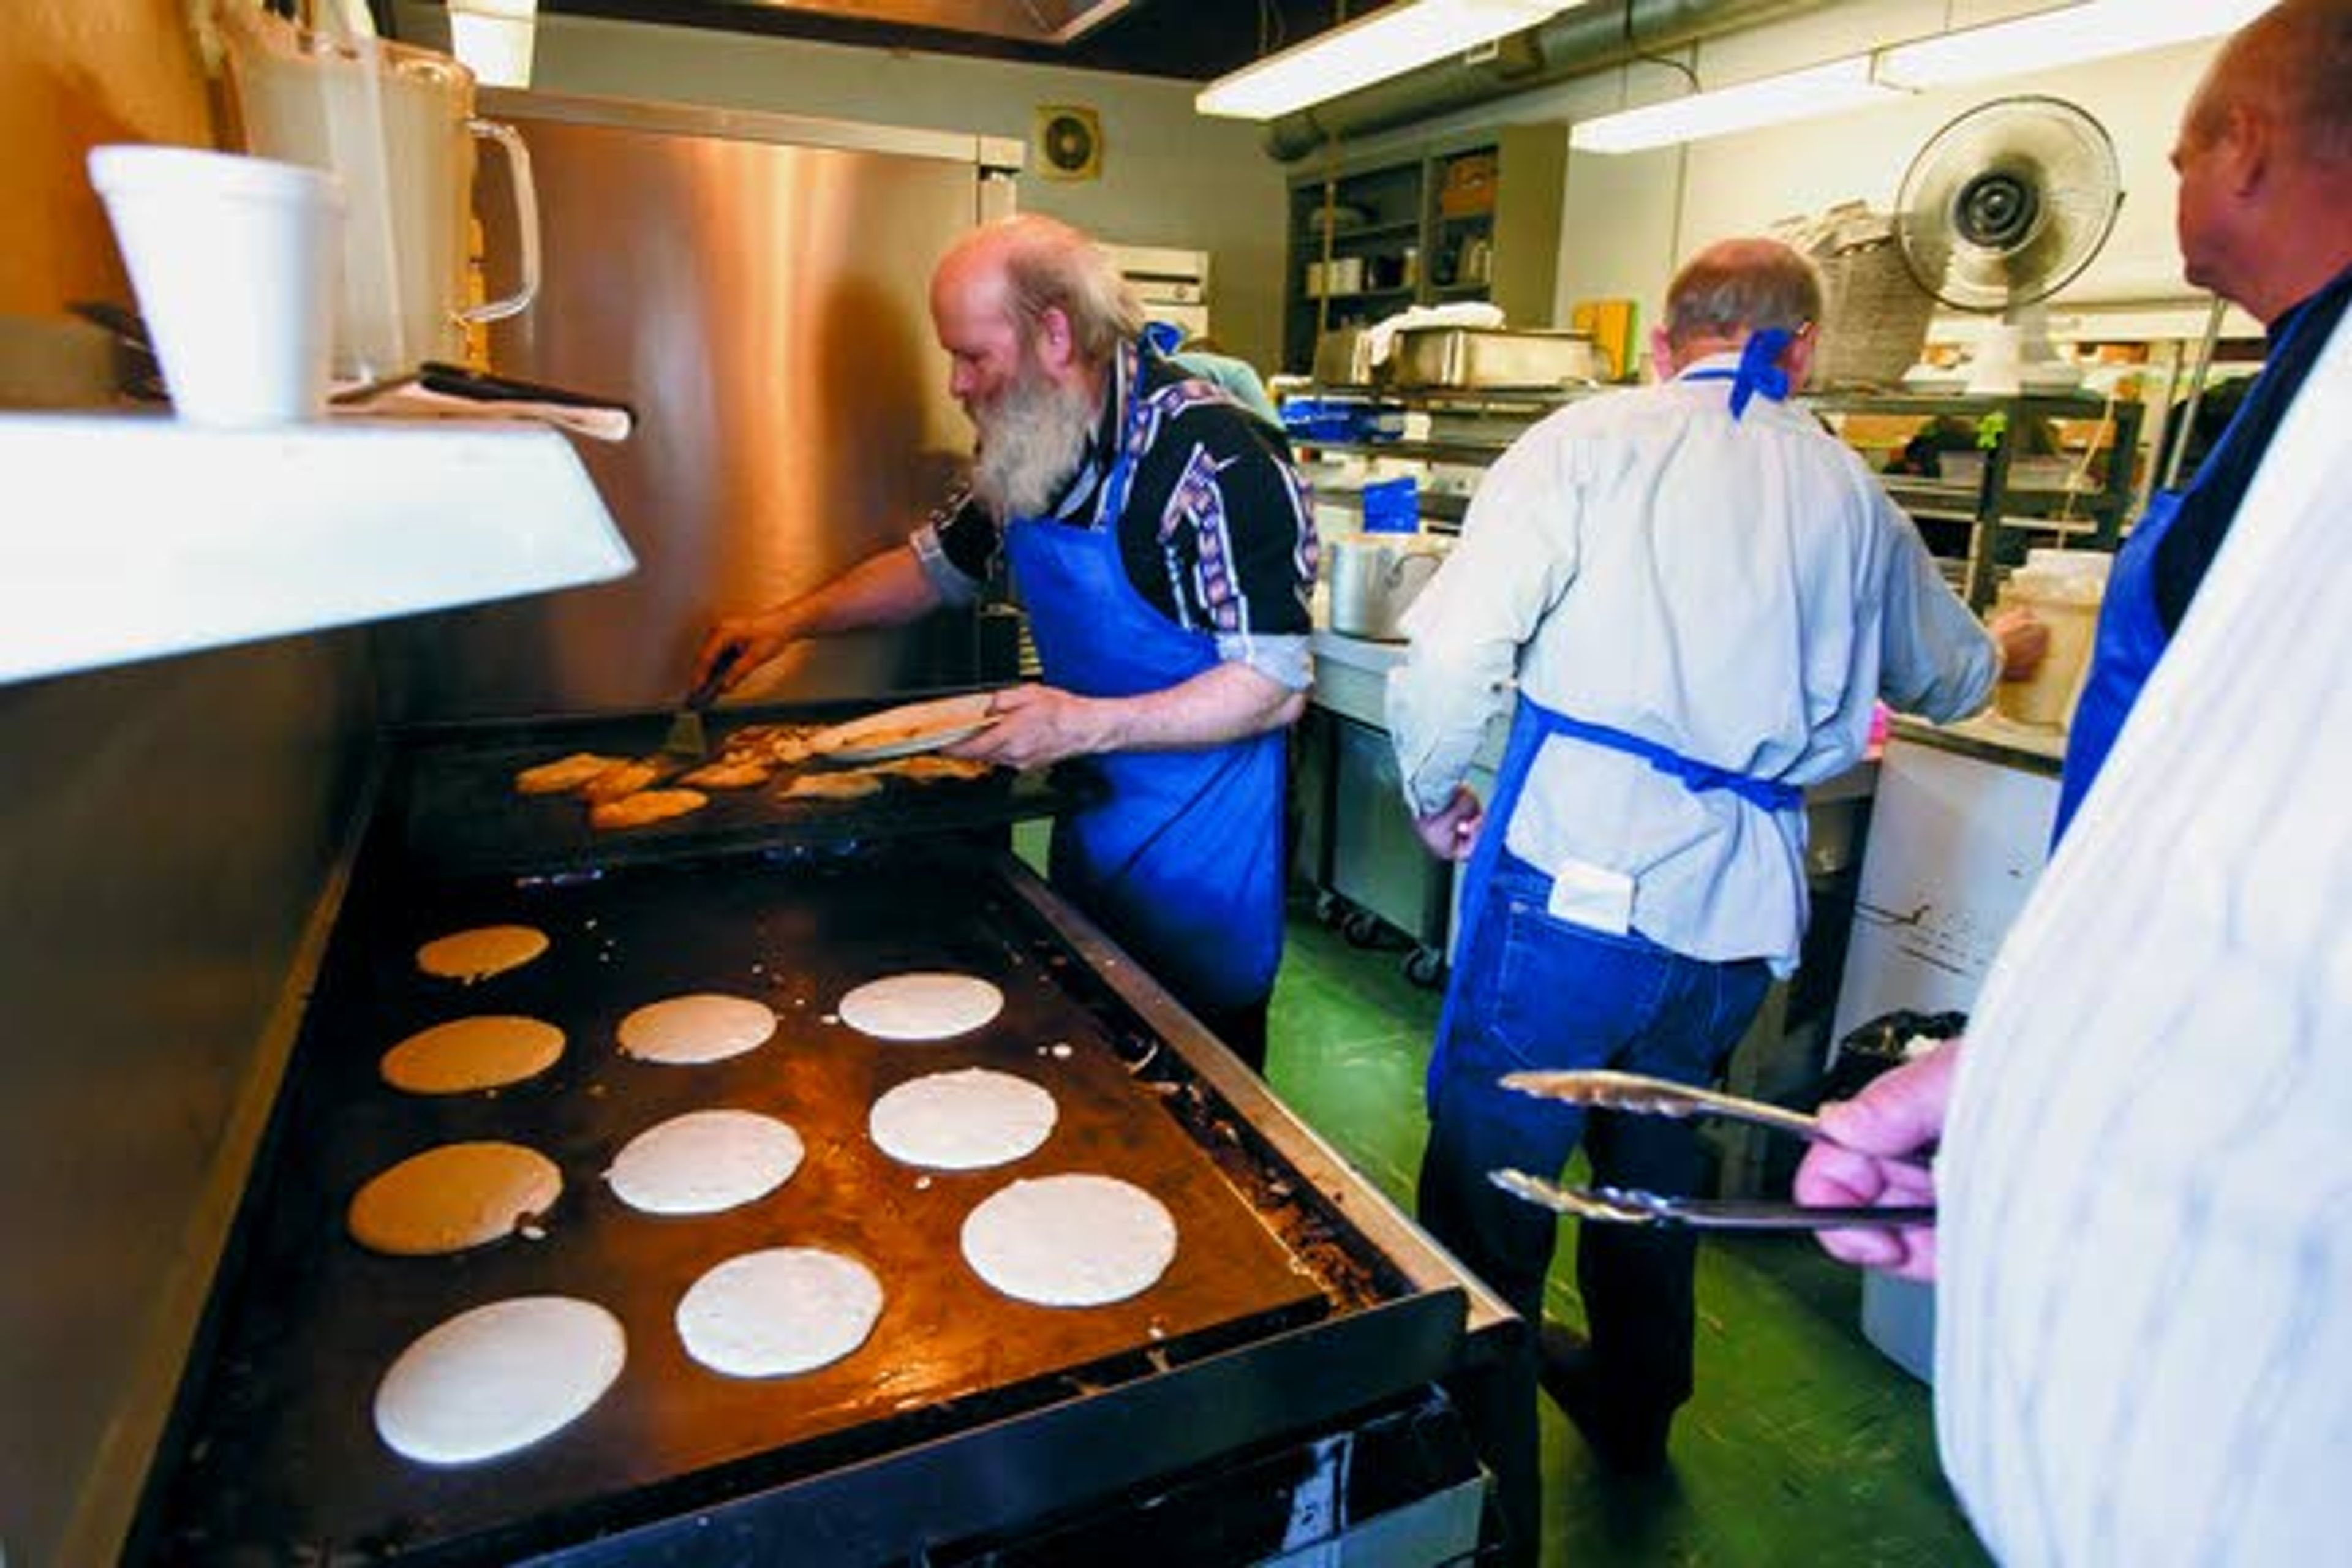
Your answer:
[1570,57,1905,155]
[1874,0,2271,91]
[1196,0,1581,121]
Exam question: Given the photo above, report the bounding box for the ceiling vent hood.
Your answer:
[718,0,1133,46]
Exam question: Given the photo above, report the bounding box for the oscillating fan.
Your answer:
[1894,96,2124,393]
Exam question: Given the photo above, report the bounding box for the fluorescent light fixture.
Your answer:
[448,0,538,88]
[1196,0,1579,121]
[1570,57,1905,154]
[1875,0,2270,91]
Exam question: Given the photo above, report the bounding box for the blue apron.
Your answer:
[2054,303,2319,842]
[1427,342,1801,1106]
[1004,344,1287,1014]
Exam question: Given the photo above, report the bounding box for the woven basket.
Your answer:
[1776,205,1937,390]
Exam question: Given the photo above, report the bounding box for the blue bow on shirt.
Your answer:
[1727,326,1793,420]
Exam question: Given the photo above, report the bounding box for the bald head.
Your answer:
[934,215,1143,370]
[2189,0,2352,168]
[1658,238,1823,375]
[2173,0,2352,321]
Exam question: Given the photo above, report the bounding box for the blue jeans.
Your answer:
[1419,850,1770,1546]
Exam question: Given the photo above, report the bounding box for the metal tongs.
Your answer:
[1488,1069,1936,1232]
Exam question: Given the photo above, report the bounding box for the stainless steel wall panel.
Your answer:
[375,98,1012,721]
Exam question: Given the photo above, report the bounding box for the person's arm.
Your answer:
[1385,423,1578,852]
[959,661,1301,770]
[1793,1040,1957,1281]
[690,544,943,695]
[1871,486,2045,721]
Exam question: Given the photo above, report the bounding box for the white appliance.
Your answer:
[1106,241,1211,339]
[1829,727,2060,1379]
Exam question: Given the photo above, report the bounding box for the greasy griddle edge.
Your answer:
[134,839,1456,1566]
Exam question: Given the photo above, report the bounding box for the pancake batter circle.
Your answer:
[379,1015,565,1095]
[347,1141,563,1256]
[837,972,1004,1041]
[374,1296,625,1466]
[960,1174,1178,1308]
[606,1109,804,1216]
[869,1068,1057,1170]
[676,1248,884,1378]
[617,992,778,1065]
[415,924,549,982]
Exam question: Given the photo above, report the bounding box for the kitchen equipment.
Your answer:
[1991,548,2109,729]
[1894,96,2124,395]
[1327,531,1452,641]
[1489,1069,1936,1231]
[1389,326,1599,390]
[658,643,737,758]
[372,91,1017,720]
[129,717,1505,1564]
[222,7,540,380]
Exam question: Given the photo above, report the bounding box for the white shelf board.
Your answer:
[1,413,636,685]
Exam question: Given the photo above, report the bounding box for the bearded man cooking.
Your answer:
[693,215,1317,1071]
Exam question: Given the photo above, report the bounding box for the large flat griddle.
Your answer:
[393,694,1099,880]
[149,846,1344,1564]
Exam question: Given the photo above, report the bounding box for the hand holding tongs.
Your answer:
[1488,1069,1936,1232]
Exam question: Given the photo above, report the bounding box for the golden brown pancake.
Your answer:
[590,788,708,831]
[348,1141,563,1255]
[514,752,623,795]
[781,771,885,801]
[580,760,660,804]
[680,759,771,790]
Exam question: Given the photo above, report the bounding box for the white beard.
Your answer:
[970,363,1095,520]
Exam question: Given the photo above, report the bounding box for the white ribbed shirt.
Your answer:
[1936,311,2352,1566]
[1385,358,1997,973]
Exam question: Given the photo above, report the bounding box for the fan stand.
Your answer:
[1966,303,2081,395]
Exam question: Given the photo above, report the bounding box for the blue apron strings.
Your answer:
[1681,326,1793,420]
[1545,710,1803,813]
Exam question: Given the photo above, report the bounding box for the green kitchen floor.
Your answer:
[1264,901,1989,1568]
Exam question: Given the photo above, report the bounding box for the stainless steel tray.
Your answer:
[1390,326,1599,389]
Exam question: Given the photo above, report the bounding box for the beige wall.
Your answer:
[390,2,1292,372]
[0,0,213,317]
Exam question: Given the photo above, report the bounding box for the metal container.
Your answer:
[1328,532,1453,642]
[1390,326,1599,389]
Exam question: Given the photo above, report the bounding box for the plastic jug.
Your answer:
[1992,549,2111,729]
[222,7,539,380]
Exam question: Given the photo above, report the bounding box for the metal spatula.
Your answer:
[660,647,739,760]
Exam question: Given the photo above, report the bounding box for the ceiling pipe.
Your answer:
[1262,0,1845,161]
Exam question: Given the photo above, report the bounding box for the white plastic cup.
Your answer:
[88,145,345,428]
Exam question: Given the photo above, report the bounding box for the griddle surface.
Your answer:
[156,849,1325,1564]
[395,699,1098,878]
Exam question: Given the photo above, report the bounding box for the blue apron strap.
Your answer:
[1545,710,1803,813]
[1681,326,1794,420]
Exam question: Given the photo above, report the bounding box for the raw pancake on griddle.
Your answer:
[870,1068,1057,1170]
[960,1174,1178,1308]
[347,1140,563,1256]
[780,769,884,801]
[676,1248,883,1378]
[374,1296,626,1466]
[380,1016,566,1094]
[415,923,549,982]
[617,992,777,1065]
[837,972,1005,1041]
[606,1109,804,1216]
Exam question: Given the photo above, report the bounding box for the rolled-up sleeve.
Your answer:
[1873,490,1999,723]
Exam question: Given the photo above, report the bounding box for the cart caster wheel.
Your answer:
[1314,890,1348,927]
[1342,910,1384,948]
[1403,947,1446,988]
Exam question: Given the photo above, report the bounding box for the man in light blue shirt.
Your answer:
[1388,238,2038,1550]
